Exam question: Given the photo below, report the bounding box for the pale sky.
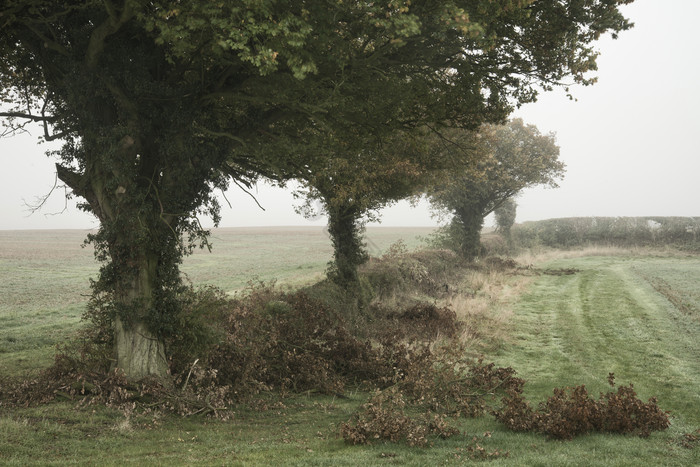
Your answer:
[1,0,699,230]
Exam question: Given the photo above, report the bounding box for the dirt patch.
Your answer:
[541,268,580,276]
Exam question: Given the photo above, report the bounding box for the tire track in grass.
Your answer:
[498,256,700,430]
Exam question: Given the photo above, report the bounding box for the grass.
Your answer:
[1,231,700,465]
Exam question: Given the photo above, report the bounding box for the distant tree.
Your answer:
[427,120,564,259]
[495,197,518,244]
[0,1,631,381]
[295,130,442,291]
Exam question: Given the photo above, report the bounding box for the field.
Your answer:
[1,230,699,465]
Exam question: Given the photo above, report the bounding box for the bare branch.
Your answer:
[233,180,266,211]
[40,99,72,141]
[219,188,232,209]
[22,171,70,217]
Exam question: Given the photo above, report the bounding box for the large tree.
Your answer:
[1,1,632,381]
[427,119,564,259]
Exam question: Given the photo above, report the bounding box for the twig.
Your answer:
[233,179,265,211]
[182,359,199,392]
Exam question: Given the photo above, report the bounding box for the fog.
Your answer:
[1,1,698,231]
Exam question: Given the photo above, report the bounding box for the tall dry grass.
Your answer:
[437,265,534,354]
[513,245,657,265]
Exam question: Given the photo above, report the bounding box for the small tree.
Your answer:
[295,131,436,291]
[427,120,564,260]
[495,197,518,245]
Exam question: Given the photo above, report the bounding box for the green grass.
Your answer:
[1,232,700,465]
[491,254,700,465]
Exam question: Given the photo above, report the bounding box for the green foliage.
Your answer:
[295,129,446,292]
[165,286,231,376]
[495,197,518,240]
[1,0,633,378]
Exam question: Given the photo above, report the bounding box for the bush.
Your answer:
[339,387,459,447]
[209,287,378,397]
[362,242,461,298]
[494,373,670,439]
[166,286,231,375]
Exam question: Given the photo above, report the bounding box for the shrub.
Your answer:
[166,286,231,375]
[494,373,670,439]
[209,288,376,396]
[385,303,461,342]
[362,244,461,298]
[339,387,459,447]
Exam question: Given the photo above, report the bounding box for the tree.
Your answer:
[494,197,518,244]
[427,119,564,259]
[295,130,439,291]
[1,1,632,381]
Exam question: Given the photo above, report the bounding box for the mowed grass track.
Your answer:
[492,254,700,465]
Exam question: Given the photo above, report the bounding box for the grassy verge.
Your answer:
[491,253,700,465]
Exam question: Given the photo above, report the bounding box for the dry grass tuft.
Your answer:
[438,263,533,353]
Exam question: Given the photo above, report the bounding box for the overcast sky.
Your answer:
[1,0,698,230]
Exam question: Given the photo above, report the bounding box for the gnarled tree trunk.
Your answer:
[111,251,171,381]
[58,164,176,383]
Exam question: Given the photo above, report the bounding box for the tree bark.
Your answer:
[111,251,171,382]
[455,207,485,261]
[326,202,368,289]
[58,164,174,382]
[114,318,170,382]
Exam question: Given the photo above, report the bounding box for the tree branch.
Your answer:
[55,164,86,197]
[22,172,70,217]
[0,111,57,123]
[232,180,266,211]
[85,1,136,69]
[23,22,70,56]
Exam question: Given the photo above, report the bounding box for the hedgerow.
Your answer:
[512,216,700,251]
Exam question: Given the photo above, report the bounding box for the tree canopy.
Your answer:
[1,0,633,381]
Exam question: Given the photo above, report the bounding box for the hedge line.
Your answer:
[510,217,700,250]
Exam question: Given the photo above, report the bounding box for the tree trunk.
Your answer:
[455,208,485,261]
[114,318,170,382]
[111,251,171,382]
[326,203,368,289]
